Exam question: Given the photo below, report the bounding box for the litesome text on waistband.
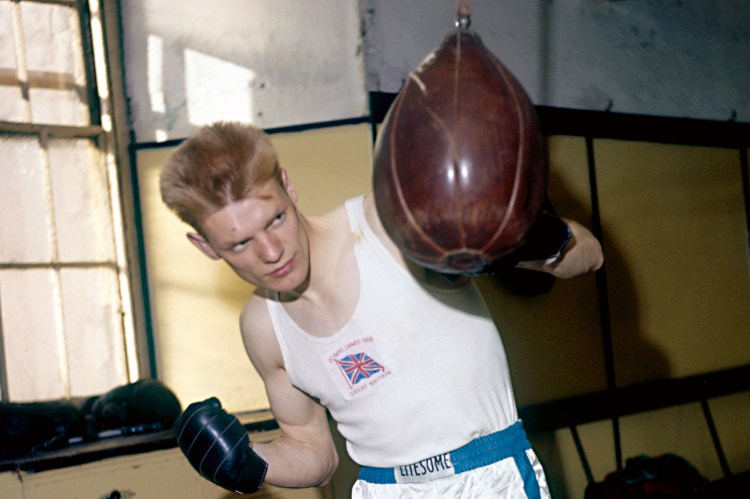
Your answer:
[396,452,455,483]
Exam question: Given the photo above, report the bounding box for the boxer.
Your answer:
[162,122,602,497]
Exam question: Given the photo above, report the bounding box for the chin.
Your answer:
[269,269,309,294]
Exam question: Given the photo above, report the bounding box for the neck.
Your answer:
[280,210,347,305]
[277,213,316,302]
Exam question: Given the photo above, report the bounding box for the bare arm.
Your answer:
[240,296,339,488]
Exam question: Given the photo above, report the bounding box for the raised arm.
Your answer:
[173,296,338,494]
[240,296,339,489]
[364,193,602,281]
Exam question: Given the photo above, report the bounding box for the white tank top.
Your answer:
[265,196,518,467]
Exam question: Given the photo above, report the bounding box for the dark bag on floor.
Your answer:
[584,454,708,498]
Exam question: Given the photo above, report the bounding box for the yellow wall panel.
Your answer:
[513,138,750,497]
[0,472,23,499]
[4,446,327,499]
[594,141,749,385]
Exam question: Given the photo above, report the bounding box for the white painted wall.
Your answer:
[120,0,367,142]
[362,0,750,122]
[121,0,749,143]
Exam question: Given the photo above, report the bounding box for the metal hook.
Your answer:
[456,12,471,30]
[455,0,472,30]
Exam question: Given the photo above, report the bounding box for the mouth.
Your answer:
[269,258,294,278]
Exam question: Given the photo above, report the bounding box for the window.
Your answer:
[0,0,142,402]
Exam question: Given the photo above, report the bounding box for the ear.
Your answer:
[186,232,221,260]
[280,169,298,204]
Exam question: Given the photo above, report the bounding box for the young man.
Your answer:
[162,121,603,498]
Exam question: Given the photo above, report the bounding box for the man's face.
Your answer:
[188,173,310,292]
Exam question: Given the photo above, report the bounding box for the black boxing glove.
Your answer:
[174,397,267,494]
[510,207,572,264]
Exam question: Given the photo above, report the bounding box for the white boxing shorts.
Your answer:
[352,421,550,498]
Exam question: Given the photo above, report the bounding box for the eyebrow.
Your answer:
[221,205,288,250]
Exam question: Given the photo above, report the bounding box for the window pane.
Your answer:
[0,1,25,122]
[0,87,25,122]
[29,87,88,126]
[0,2,16,70]
[1,269,64,402]
[21,2,80,75]
[49,138,116,262]
[0,136,53,263]
[61,268,126,397]
[20,1,88,126]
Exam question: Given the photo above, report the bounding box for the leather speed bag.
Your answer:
[373,30,547,274]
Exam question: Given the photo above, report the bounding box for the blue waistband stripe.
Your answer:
[357,421,538,488]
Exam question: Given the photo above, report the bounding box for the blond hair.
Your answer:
[160,122,280,230]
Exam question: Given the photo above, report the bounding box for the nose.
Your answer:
[256,233,283,263]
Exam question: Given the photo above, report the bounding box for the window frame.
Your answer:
[0,0,152,402]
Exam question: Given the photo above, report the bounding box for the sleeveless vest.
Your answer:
[265,196,518,467]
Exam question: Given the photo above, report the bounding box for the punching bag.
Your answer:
[373,14,547,274]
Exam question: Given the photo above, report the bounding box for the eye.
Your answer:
[231,239,251,252]
[271,211,285,226]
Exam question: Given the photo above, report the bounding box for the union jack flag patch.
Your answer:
[322,335,395,400]
[336,353,385,385]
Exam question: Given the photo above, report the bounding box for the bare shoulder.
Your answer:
[305,200,352,242]
[307,197,351,225]
[240,290,283,377]
[361,194,383,236]
[362,193,405,262]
